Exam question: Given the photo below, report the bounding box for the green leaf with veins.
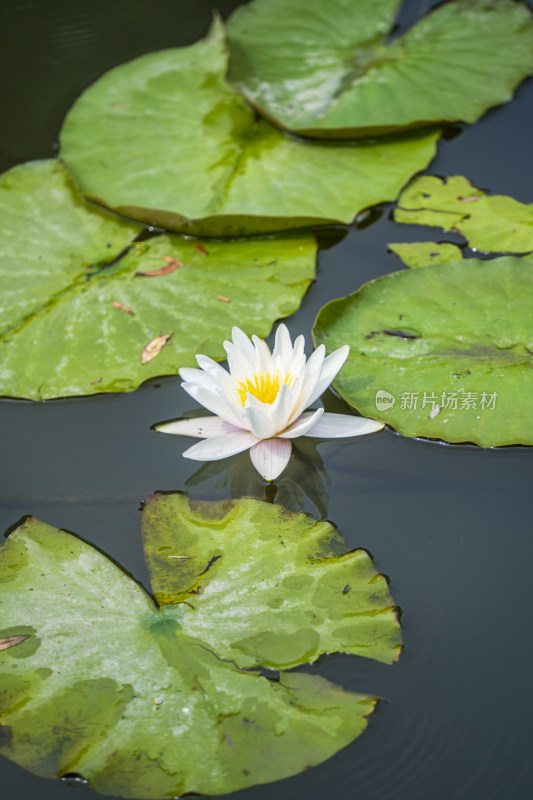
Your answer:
[313,257,533,447]
[59,17,439,236]
[0,160,316,400]
[0,495,400,797]
[395,175,533,253]
[388,241,463,269]
[0,159,139,340]
[142,494,400,668]
[226,0,533,137]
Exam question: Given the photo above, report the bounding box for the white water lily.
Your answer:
[156,324,384,481]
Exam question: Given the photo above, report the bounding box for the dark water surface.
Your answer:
[2,1,533,799]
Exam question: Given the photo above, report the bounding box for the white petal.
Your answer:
[245,408,277,439]
[231,326,257,365]
[269,380,294,432]
[272,323,293,361]
[307,345,350,405]
[304,412,385,438]
[244,396,278,439]
[251,335,273,373]
[195,354,229,382]
[249,438,292,481]
[182,382,244,428]
[279,407,324,439]
[194,356,237,400]
[242,382,294,438]
[155,416,241,438]
[183,431,258,461]
[179,367,218,392]
[224,341,254,380]
[286,344,326,422]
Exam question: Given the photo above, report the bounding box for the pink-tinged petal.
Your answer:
[279,407,324,438]
[155,416,241,438]
[182,382,244,428]
[304,412,385,438]
[249,438,292,481]
[183,431,258,461]
[307,345,350,405]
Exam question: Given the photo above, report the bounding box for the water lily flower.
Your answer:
[156,324,384,481]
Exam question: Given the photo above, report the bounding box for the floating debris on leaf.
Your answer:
[193,243,208,255]
[0,635,28,651]
[111,301,134,314]
[142,333,173,364]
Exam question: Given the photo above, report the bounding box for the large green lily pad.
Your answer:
[395,175,533,253]
[0,160,316,400]
[0,495,401,797]
[227,0,533,137]
[313,257,533,447]
[388,241,463,269]
[0,159,140,339]
[60,18,439,236]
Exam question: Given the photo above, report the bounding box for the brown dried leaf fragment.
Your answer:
[0,635,28,651]
[135,257,183,277]
[193,243,208,255]
[217,295,231,303]
[111,301,134,315]
[142,333,173,364]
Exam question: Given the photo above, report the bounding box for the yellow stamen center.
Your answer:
[236,371,293,406]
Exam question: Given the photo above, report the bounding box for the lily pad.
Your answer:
[226,0,533,137]
[389,241,463,269]
[0,495,401,797]
[0,159,139,339]
[60,17,439,236]
[0,160,316,400]
[395,175,533,253]
[313,257,533,447]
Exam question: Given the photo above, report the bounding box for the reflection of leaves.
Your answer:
[395,175,533,253]
[60,18,439,236]
[0,160,316,400]
[0,497,400,797]
[314,257,533,447]
[278,439,331,519]
[389,241,463,269]
[227,0,533,137]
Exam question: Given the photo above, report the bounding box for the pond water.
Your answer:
[1,1,533,799]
